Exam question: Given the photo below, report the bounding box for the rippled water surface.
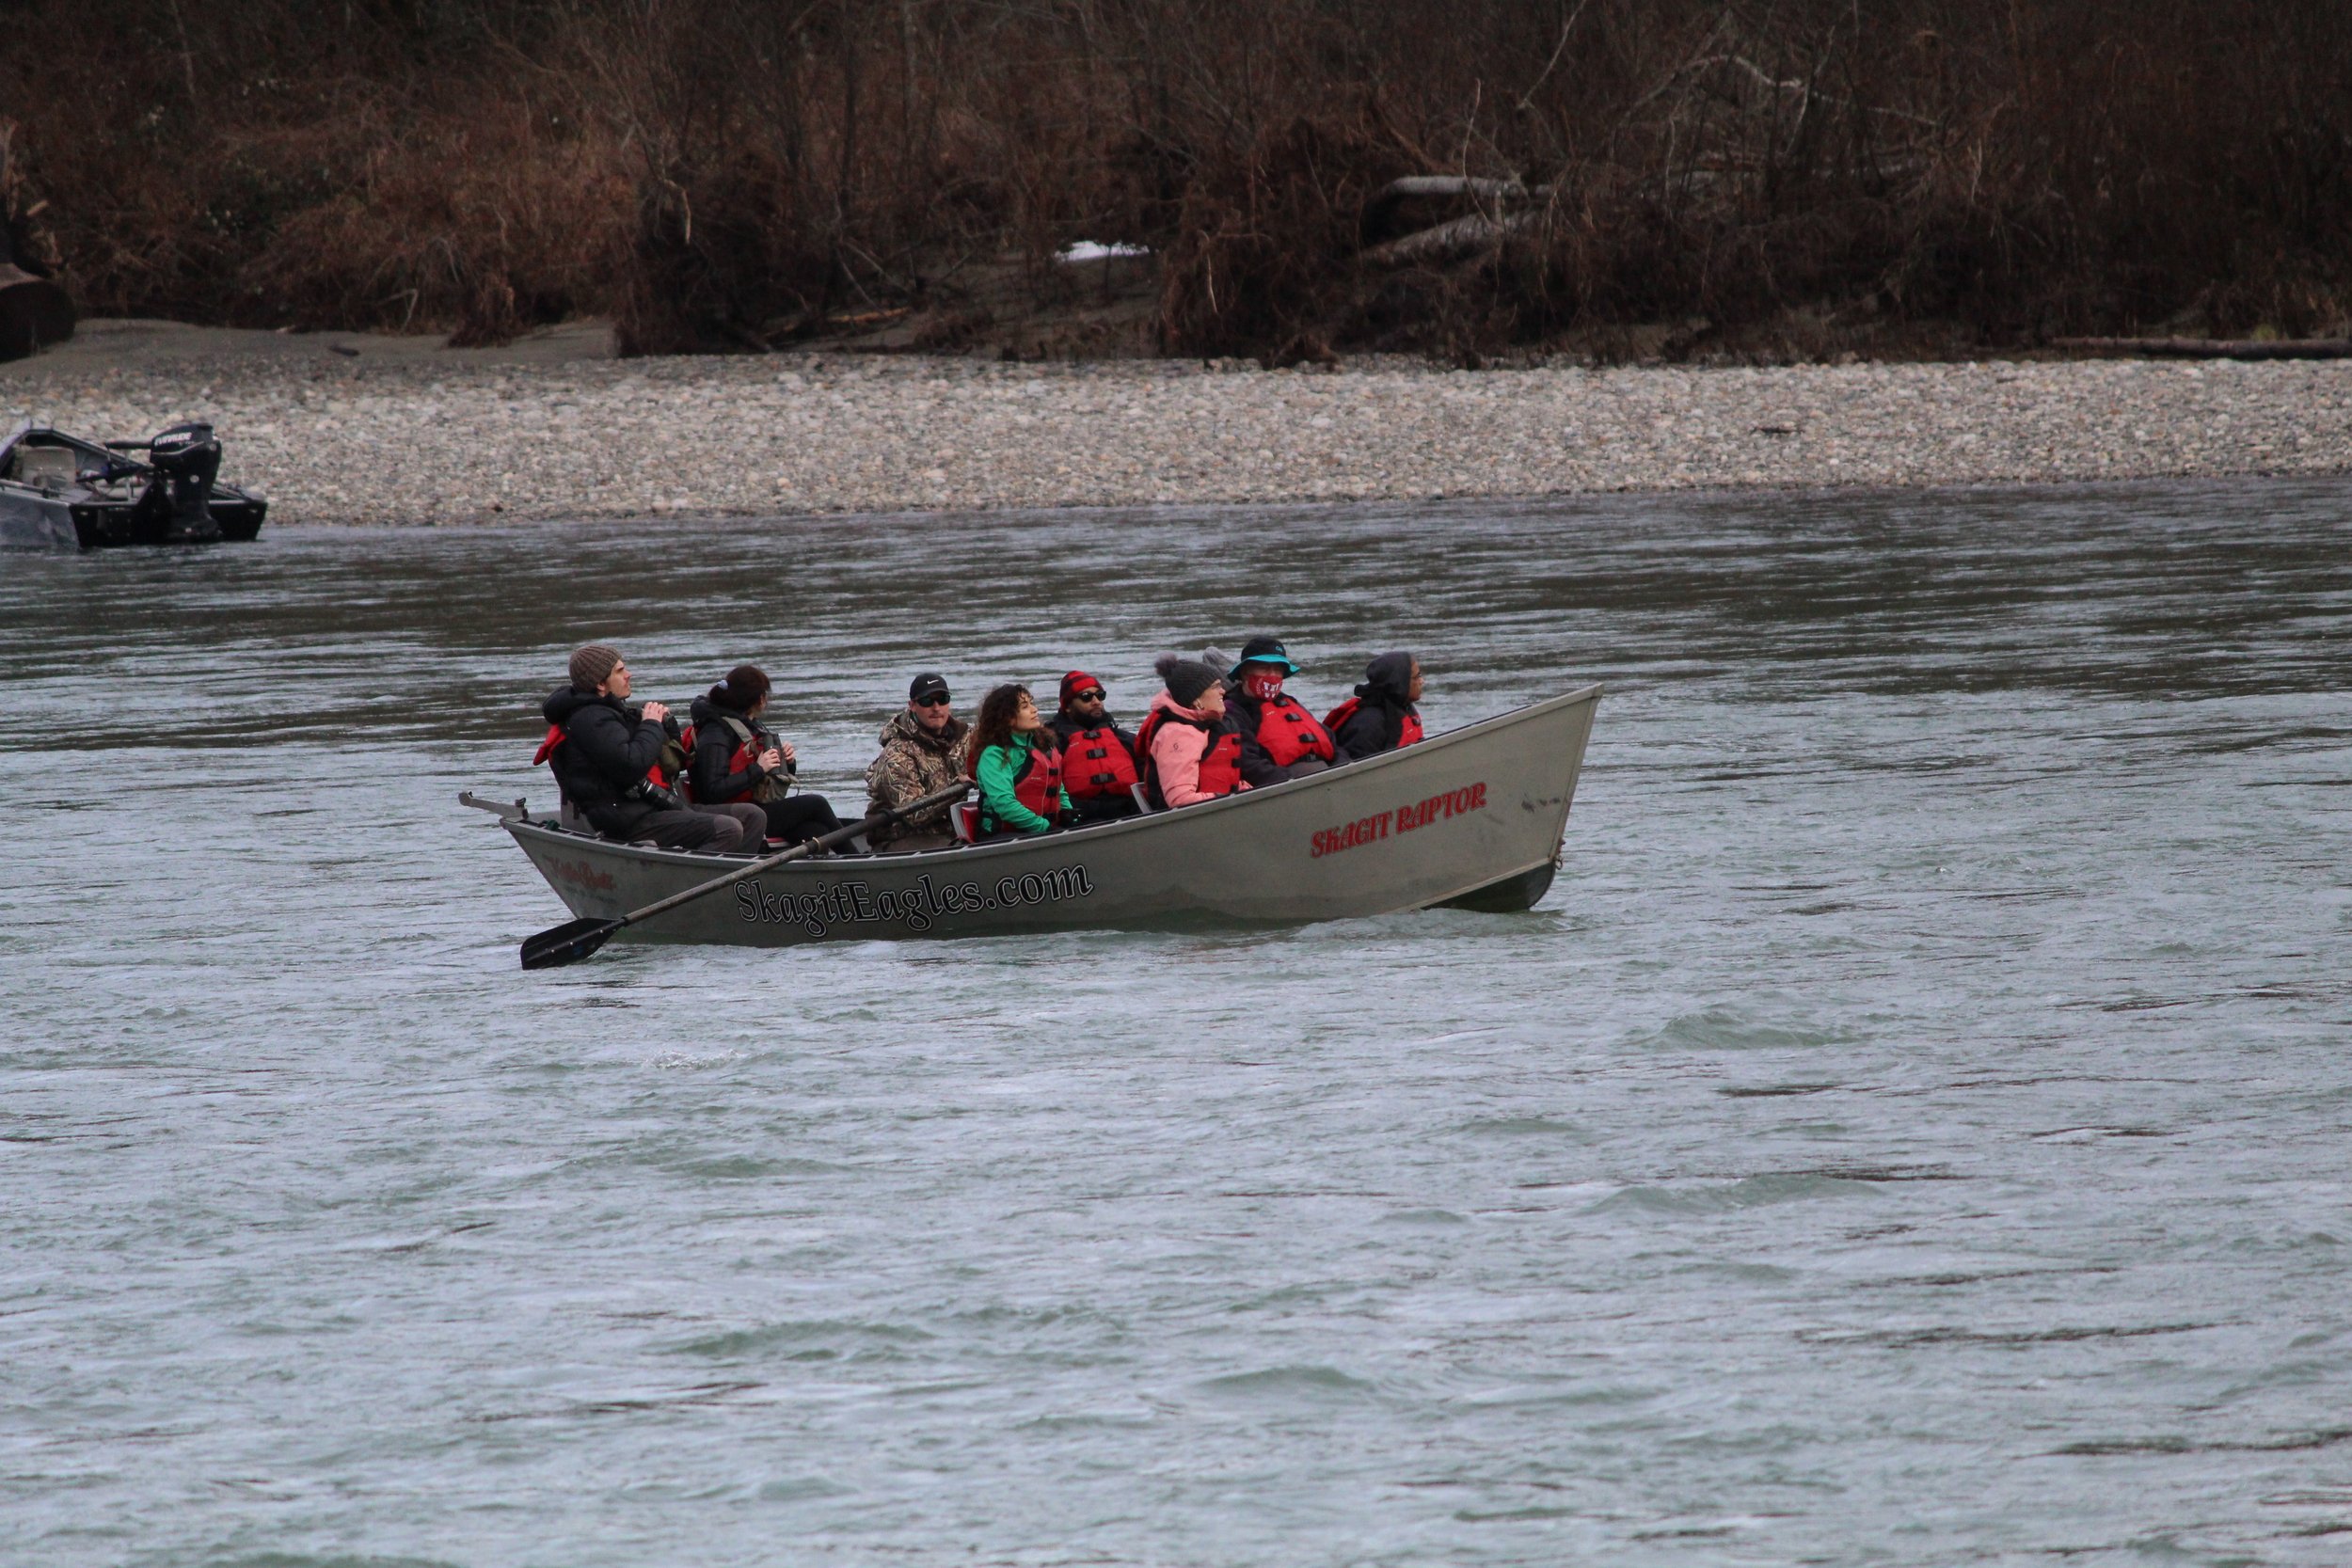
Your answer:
[5,481,2351,1567]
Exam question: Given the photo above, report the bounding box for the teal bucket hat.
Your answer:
[1231,634,1301,675]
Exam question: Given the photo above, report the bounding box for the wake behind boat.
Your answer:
[471,685,1600,948]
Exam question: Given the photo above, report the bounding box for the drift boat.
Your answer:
[473,684,1600,947]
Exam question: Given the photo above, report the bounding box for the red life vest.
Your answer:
[689,715,769,805]
[1248,692,1336,767]
[1135,709,1244,807]
[979,739,1063,834]
[1324,696,1424,750]
[1199,733,1243,797]
[1058,723,1139,800]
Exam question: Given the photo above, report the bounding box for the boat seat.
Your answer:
[1131,784,1157,814]
[9,445,74,489]
[952,801,980,843]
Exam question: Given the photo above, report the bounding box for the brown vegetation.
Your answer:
[5,0,2348,361]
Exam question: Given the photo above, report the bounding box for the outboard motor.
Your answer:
[146,422,222,539]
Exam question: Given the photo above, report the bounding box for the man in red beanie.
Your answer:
[1047,670,1142,822]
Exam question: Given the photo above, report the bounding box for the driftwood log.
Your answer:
[2054,336,2352,361]
[1359,175,1554,266]
[1363,211,1542,267]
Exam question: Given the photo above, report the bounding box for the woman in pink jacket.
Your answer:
[1134,655,1250,809]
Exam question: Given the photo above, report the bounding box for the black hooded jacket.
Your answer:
[689,694,787,804]
[1330,652,1420,758]
[542,685,671,832]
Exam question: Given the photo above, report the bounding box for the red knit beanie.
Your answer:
[1059,670,1104,707]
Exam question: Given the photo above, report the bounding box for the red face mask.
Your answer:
[1242,670,1285,701]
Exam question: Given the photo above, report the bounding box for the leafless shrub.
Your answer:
[3,0,2346,356]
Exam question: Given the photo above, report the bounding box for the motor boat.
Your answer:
[1,418,265,549]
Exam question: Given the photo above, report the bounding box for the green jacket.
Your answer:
[976,731,1071,834]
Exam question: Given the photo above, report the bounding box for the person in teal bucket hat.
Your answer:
[1224,634,1346,785]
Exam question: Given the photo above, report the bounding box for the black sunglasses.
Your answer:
[1073,689,1106,702]
[914,693,952,707]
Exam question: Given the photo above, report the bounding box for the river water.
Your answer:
[4,480,2349,1566]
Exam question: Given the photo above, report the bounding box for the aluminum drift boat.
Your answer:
[1,420,265,549]
[479,684,1599,948]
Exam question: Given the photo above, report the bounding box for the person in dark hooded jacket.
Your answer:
[1327,651,1425,759]
[689,663,843,847]
[541,643,760,850]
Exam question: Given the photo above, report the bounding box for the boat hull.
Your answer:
[0,486,267,549]
[499,684,1600,947]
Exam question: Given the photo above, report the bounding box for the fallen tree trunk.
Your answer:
[1375,175,1542,202]
[1363,211,1540,267]
[1359,175,1555,248]
[0,261,72,361]
[2053,336,2352,361]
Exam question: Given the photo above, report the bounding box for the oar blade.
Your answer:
[520,916,621,971]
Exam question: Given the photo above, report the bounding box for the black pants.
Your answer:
[1068,792,1139,823]
[759,793,843,846]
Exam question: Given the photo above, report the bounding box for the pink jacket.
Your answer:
[1145,689,1250,808]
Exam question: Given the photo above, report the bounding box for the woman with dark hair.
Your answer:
[964,683,1071,838]
[690,663,843,847]
[1326,651,1425,759]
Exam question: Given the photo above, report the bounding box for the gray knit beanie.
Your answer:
[1155,653,1221,708]
[569,643,623,691]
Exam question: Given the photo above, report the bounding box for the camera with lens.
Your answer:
[626,775,685,812]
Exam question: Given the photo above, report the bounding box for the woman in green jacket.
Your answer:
[965,684,1073,838]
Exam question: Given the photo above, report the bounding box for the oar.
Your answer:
[519,779,973,970]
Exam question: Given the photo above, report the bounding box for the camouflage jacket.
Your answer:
[864,708,970,844]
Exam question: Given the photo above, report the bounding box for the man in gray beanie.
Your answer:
[539,644,760,851]
[568,642,624,693]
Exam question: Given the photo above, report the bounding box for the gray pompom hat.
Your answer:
[1154,653,1222,708]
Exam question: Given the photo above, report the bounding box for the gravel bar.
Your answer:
[8,345,2349,525]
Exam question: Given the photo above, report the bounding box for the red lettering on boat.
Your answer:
[552,859,616,892]
[1311,784,1488,856]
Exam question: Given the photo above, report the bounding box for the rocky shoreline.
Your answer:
[6,321,2347,525]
